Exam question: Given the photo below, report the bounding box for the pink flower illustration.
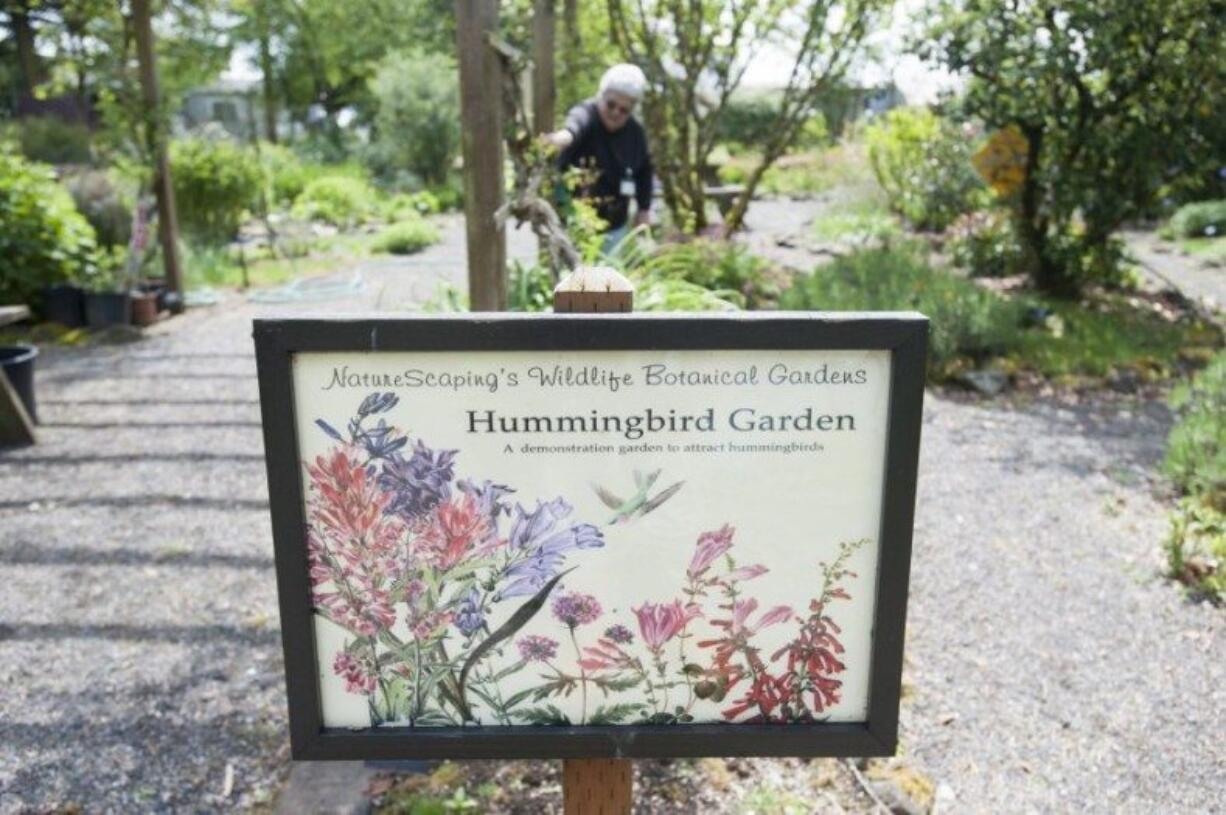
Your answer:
[687,524,735,578]
[517,634,559,662]
[728,563,768,581]
[415,493,495,570]
[633,600,701,652]
[730,598,794,636]
[551,592,602,628]
[333,651,378,695]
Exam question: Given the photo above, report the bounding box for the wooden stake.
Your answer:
[562,758,632,815]
[455,0,508,311]
[553,267,634,813]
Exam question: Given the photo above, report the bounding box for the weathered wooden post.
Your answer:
[456,0,508,311]
[131,0,185,312]
[532,0,556,135]
[554,266,633,813]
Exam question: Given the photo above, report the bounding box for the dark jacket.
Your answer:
[557,99,653,230]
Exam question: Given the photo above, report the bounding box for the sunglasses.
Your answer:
[603,98,633,116]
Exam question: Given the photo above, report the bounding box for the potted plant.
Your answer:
[41,283,87,328]
[83,254,131,329]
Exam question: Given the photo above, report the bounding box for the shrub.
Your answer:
[865,107,984,231]
[0,152,99,307]
[383,190,442,221]
[372,219,440,255]
[715,96,779,149]
[1168,200,1226,240]
[292,175,378,227]
[367,50,460,187]
[947,209,1023,278]
[170,137,262,243]
[780,245,1021,373]
[258,142,309,207]
[1165,351,1226,505]
[13,116,92,164]
[62,169,132,249]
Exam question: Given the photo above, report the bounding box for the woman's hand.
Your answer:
[540,130,574,151]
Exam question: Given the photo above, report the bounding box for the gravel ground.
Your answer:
[2,215,1223,813]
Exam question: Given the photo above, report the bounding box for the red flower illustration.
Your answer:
[415,493,496,570]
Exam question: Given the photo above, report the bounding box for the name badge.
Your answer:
[620,178,636,197]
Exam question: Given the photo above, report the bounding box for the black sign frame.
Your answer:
[253,312,926,760]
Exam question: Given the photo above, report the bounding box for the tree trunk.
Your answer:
[257,14,278,143]
[11,4,40,98]
[131,0,185,311]
[455,0,507,310]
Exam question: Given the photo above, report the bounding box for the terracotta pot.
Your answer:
[129,290,159,327]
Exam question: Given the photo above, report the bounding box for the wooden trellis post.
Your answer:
[554,266,634,813]
[456,0,508,311]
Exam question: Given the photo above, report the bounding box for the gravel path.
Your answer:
[1123,229,1225,317]
[2,216,1223,813]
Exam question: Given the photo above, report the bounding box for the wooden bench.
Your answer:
[0,305,36,447]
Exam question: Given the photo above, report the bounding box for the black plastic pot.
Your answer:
[0,345,38,423]
[84,291,131,328]
[42,285,86,328]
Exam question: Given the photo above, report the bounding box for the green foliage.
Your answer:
[508,261,554,313]
[170,138,262,244]
[920,0,1226,295]
[1168,201,1226,240]
[62,169,133,249]
[634,239,779,308]
[947,209,1023,278]
[811,199,900,245]
[11,116,92,165]
[864,107,983,231]
[371,219,441,255]
[780,245,1022,373]
[367,50,460,187]
[1165,351,1226,504]
[383,190,443,221]
[258,143,309,206]
[0,151,98,307]
[1005,298,1211,378]
[716,96,800,149]
[1164,497,1225,603]
[292,175,378,227]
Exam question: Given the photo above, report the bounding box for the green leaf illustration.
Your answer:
[588,703,646,725]
[456,569,573,709]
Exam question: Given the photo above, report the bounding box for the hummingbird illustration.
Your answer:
[592,469,684,525]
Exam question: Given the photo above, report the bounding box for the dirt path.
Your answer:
[2,216,1222,813]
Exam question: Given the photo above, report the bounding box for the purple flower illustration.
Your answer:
[517,635,559,662]
[604,624,634,644]
[454,588,484,636]
[379,440,457,519]
[457,478,515,524]
[552,592,602,628]
[493,498,604,600]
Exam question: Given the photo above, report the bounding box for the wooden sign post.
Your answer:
[555,267,634,813]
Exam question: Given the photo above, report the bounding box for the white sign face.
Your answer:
[292,348,891,729]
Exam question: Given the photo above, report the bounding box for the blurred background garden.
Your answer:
[0,0,1223,811]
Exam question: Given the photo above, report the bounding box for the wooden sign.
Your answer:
[254,313,926,760]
